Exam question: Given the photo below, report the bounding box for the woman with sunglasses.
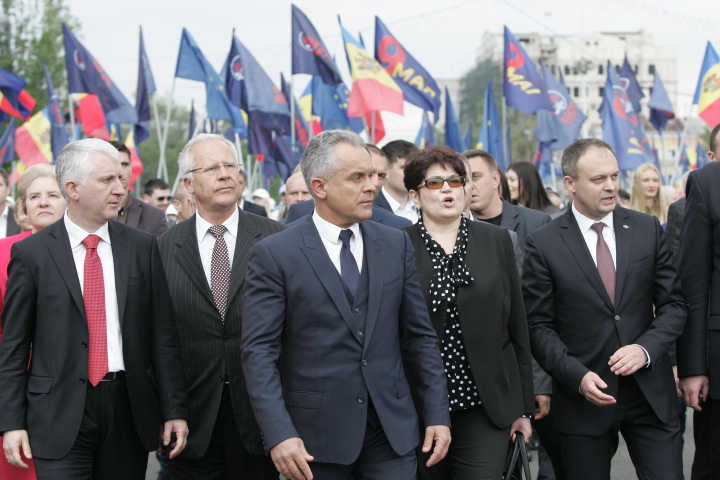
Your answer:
[402,146,534,480]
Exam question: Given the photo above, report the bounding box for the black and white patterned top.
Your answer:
[419,214,479,412]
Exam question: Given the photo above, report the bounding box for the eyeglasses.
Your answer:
[417,175,466,190]
[155,196,172,202]
[187,162,241,176]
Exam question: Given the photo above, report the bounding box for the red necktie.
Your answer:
[591,222,616,306]
[82,235,108,386]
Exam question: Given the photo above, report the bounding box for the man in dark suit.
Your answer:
[0,170,20,238]
[236,169,268,217]
[522,138,687,480]
[109,141,168,237]
[242,130,450,480]
[286,199,411,229]
[158,134,284,479]
[0,139,189,479]
[374,140,419,223]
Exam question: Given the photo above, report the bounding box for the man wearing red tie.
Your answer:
[0,139,189,479]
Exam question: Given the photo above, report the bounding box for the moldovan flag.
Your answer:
[73,93,109,140]
[124,129,144,189]
[695,42,720,127]
[339,21,403,117]
[0,68,35,120]
[15,107,53,168]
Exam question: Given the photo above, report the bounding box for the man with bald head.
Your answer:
[172,181,196,223]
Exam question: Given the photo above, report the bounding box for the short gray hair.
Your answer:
[178,134,239,181]
[300,130,367,195]
[55,139,120,201]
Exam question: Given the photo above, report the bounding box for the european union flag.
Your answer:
[444,87,465,153]
[620,57,644,114]
[375,16,441,122]
[503,26,551,115]
[697,143,709,169]
[648,70,674,133]
[134,27,155,145]
[291,5,342,85]
[477,82,506,170]
[43,62,68,162]
[414,111,436,148]
[309,77,363,134]
[0,117,15,164]
[463,123,473,151]
[281,73,309,157]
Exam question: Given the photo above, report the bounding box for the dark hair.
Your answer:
[403,145,467,192]
[618,189,630,201]
[561,138,615,179]
[144,178,170,196]
[108,140,131,159]
[710,123,720,155]
[382,140,418,167]
[508,161,554,211]
[496,167,511,202]
[366,144,386,158]
[0,169,8,185]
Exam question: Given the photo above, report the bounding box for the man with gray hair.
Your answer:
[0,138,190,479]
[242,130,451,480]
[157,134,284,479]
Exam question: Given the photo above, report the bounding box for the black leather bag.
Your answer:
[502,437,532,480]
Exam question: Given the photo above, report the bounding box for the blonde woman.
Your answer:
[629,163,667,224]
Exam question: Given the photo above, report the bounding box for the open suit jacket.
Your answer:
[403,220,535,427]
[157,209,285,458]
[0,219,189,459]
[124,196,168,238]
[241,215,450,465]
[522,207,687,436]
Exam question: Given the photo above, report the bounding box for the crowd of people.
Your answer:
[0,123,717,480]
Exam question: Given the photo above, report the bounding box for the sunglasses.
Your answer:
[417,175,466,190]
[155,196,173,202]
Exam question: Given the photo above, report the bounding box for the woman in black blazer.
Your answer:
[402,146,534,480]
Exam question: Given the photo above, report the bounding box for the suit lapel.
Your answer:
[613,208,632,308]
[175,216,215,308]
[125,197,142,229]
[225,209,261,314]
[360,222,383,352]
[500,200,520,233]
[46,220,86,320]
[109,222,130,327]
[559,210,614,311]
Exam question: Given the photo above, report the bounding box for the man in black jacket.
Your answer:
[522,138,687,480]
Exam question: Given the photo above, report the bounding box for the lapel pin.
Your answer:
[623,225,629,229]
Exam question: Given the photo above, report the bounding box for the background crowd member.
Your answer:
[278,172,312,224]
[0,139,189,479]
[506,162,560,215]
[629,163,667,224]
[241,130,450,480]
[403,145,533,480]
[661,185,679,209]
[366,144,388,192]
[110,142,168,237]
[236,169,267,217]
[158,134,284,479]
[251,189,274,217]
[144,178,172,211]
[617,189,631,207]
[172,181,196,223]
[523,138,687,480]
[11,199,31,233]
[0,170,20,239]
[375,139,419,223]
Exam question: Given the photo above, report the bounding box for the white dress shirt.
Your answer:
[196,206,239,288]
[64,212,124,372]
[0,204,9,239]
[381,187,419,224]
[312,210,363,274]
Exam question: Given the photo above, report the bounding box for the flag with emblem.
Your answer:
[535,62,585,153]
[291,5,342,85]
[620,57,644,114]
[503,26,551,114]
[694,42,720,127]
[15,107,52,167]
[0,68,35,121]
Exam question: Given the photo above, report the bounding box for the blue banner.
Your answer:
[476,82,506,169]
[291,5,342,85]
[503,26,551,115]
[43,62,68,162]
[134,27,155,144]
[648,70,675,133]
[620,57,644,114]
[0,117,14,164]
[536,62,585,152]
[444,87,465,153]
[414,110,436,148]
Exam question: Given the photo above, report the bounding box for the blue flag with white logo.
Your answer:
[476,82,506,169]
[648,70,675,133]
[536,62,585,151]
[414,111,436,148]
[0,117,14,164]
[503,26,551,115]
[291,4,342,85]
[620,57,644,114]
[43,62,68,161]
[444,87,465,153]
[134,27,155,145]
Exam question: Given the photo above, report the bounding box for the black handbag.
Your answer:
[502,437,532,480]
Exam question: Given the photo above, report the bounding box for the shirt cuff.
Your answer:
[632,344,651,367]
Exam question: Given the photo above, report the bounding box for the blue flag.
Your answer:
[134,27,155,145]
[272,133,300,178]
[503,26,551,114]
[463,122,473,151]
[280,73,309,157]
[678,143,690,172]
[374,16,441,122]
[414,111,436,148]
[444,87,465,153]
[63,23,137,124]
[0,117,14,164]
[697,143,709,169]
[620,57,644,114]
[309,77,363,133]
[601,61,655,171]
[188,100,196,141]
[536,62,586,151]
[291,5,342,85]
[476,82,506,170]
[648,70,675,133]
[43,62,68,162]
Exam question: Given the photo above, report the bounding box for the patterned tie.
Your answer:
[82,235,108,386]
[209,225,231,322]
[339,229,359,296]
[591,222,616,306]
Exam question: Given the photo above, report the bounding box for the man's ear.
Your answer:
[311,178,327,200]
[65,180,81,202]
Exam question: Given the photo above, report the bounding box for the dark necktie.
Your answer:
[591,222,616,306]
[208,225,231,322]
[82,234,108,386]
[339,229,359,296]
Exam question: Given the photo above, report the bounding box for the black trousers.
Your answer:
[560,376,683,480]
[534,410,565,480]
[417,406,510,480]
[34,377,148,480]
[691,399,712,480]
[169,385,276,480]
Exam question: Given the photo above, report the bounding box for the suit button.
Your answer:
[354,308,359,313]
[357,396,365,403]
[79,378,86,384]
[357,331,363,336]
[220,376,224,382]
[81,341,87,348]
[361,360,367,366]
[614,315,621,322]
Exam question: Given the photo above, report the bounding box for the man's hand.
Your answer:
[162,419,189,459]
[422,425,451,467]
[534,395,551,420]
[672,365,682,397]
[270,437,314,480]
[3,430,31,469]
[580,372,616,406]
[680,375,709,411]
[510,417,532,443]
[609,345,647,376]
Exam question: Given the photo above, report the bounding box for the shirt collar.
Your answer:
[572,202,614,235]
[0,204,8,219]
[64,210,111,248]
[196,205,239,243]
[312,209,361,245]
[381,187,414,213]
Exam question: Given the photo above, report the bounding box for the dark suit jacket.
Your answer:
[242,200,268,217]
[500,200,552,250]
[157,208,285,458]
[125,195,168,238]
[665,198,686,269]
[522,207,687,435]
[373,190,393,212]
[241,216,450,464]
[286,199,412,229]
[403,221,534,427]
[677,162,720,398]
[0,219,189,459]
[5,206,19,237]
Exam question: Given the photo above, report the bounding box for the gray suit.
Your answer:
[123,196,168,238]
[500,199,552,250]
[5,207,20,237]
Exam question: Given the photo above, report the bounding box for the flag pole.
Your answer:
[290,75,296,150]
[151,92,164,163]
[68,94,77,141]
[234,132,244,167]
[672,104,695,185]
[10,160,15,197]
[372,111,376,144]
[502,98,507,166]
[659,130,667,176]
[158,77,177,182]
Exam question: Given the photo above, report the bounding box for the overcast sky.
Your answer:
[67,0,718,142]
